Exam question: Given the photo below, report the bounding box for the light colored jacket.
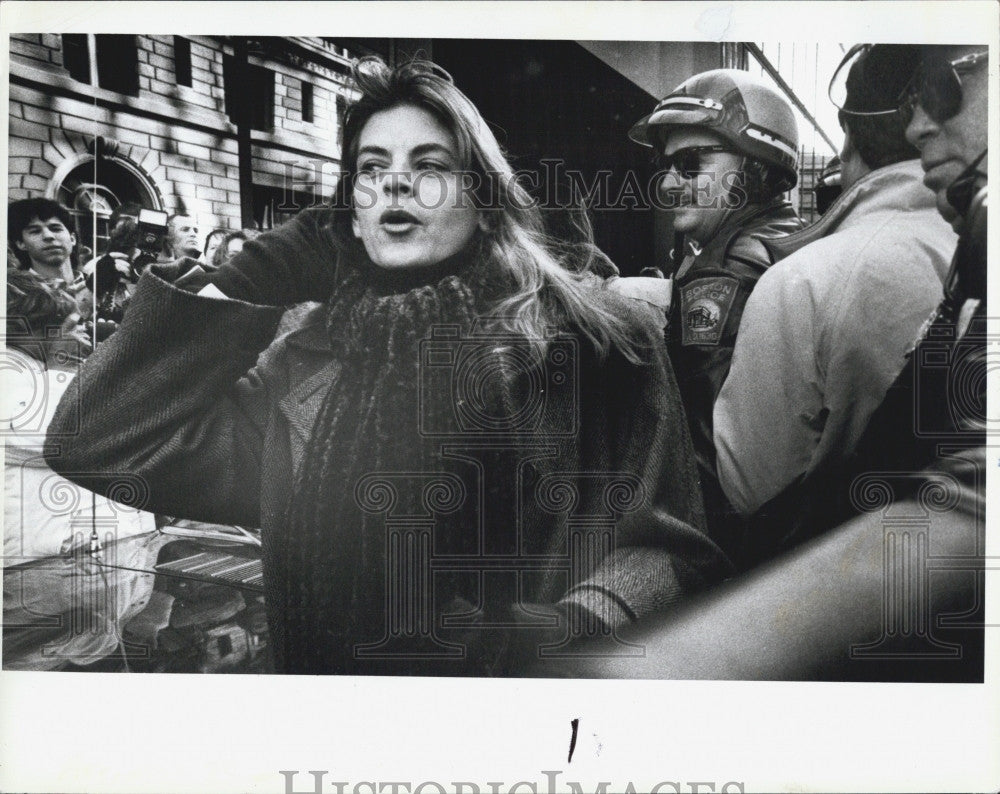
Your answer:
[714,159,957,515]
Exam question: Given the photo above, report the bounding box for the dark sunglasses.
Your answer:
[652,145,733,179]
[899,50,988,123]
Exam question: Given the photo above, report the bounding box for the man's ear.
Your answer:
[15,238,27,252]
[477,212,492,233]
[351,213,361,239]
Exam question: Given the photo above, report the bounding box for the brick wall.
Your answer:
[9,34,63,70]
[8,34,350,238]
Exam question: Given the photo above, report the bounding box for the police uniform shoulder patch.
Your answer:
[678,275,740,346]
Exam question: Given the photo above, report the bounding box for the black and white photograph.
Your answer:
[2,2,997,792]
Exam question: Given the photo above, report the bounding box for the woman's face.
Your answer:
[351,103,483,270]
[204,235,223,263]
[656,128,746,245]
[225,237,245,261]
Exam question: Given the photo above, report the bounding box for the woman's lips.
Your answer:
[379,209,420,233]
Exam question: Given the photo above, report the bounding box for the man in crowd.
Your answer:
[713,45,958,564]
[812,155,842,216]
[617,69,804,554]
[7,198,92,321]
[201,228,228,268]
[159,213,201,263]
[843,43,987,505]
[547,43,987,681]
[8,198,78,283]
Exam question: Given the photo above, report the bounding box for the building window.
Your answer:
[223,55,275,131]
[54,157,161,258]
[95,35,139,95]
[60,34,138,96]
[301,80,314,123]
[174,36,192,87]
[61,34,90,83]
[335,94,347,146]
[252,184,321,230]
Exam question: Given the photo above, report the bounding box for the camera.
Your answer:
[418,323,578,437]
[135,208,168,256]
[127,208,169,277]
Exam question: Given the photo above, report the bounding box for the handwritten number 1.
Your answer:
[568,718,579,763]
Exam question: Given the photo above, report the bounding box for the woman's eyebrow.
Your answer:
[356,144,390,158]
[410,142,455,158]
[357,142,455,159]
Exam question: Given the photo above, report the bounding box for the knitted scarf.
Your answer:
[275,250,540,674]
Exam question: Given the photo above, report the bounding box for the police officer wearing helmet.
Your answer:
[621,68,805,544]
[538,47,988,684]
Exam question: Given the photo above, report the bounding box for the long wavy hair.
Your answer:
[329,56,643,363]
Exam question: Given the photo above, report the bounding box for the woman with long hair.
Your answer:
[47,57,730,675]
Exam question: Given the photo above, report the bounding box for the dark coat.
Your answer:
[45,239,733,674]
[668,198,805,480]
[664,199,804,558]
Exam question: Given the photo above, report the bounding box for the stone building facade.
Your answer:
[9,35,830,271]
[8,34,356,257]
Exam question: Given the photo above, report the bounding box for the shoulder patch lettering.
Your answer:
[679,276,739,346]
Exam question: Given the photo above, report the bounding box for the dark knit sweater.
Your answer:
[45,212,732,675]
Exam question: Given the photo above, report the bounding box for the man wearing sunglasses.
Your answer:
[541,44,988,684]
[905,46,988,233]
[713,45,959,565]
[622,69,805,554]
[840,44,988,521]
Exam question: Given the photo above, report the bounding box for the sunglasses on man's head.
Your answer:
[899,50,988,123]
[653,145,733,179]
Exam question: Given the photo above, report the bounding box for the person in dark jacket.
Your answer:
[541,44,987,685]
[45,57,732,676]
[613,69,805,555]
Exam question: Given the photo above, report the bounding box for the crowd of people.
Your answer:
[4,43,987,677]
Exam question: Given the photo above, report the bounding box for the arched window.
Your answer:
[52,154,162,259]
